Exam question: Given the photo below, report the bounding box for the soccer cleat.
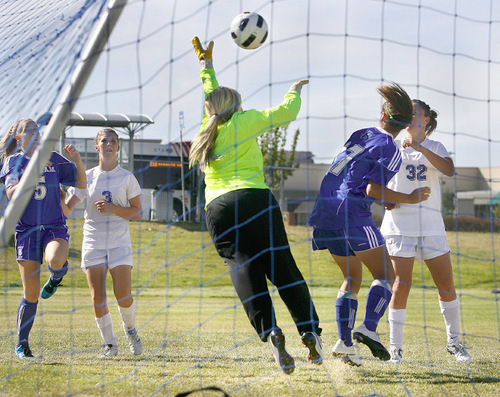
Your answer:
[447,341,471,363]
[126,329,143,355]
[389,347,403,364]
[41,278,63,299]
[353,323,390,361]
[267,329,295,374]
[332,339,362,366]
[99,344,118,358]
[301,331,324,365]
[15,345,34,359]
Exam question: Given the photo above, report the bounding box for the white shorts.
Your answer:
[385,235,449,261]
[81,246,134,270]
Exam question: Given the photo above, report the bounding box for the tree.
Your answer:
[258,125,300,189]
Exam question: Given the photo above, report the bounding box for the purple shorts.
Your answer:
[312,223,385,256]
[15,225,69,262]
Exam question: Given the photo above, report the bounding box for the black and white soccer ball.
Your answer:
[230,12,268,50]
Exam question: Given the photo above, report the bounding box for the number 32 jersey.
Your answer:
[308,127,401,230]
[380,138,450,237]
[0,151,77,230]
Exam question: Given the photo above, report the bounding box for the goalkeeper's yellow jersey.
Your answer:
[200,68,302,206]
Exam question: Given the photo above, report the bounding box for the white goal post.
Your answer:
[0,0,128,257]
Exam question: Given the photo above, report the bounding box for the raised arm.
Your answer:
[64,144,86,189]
[402,136,455,177]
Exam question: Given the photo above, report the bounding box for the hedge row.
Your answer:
[372,214,500,232]
[443,215,500,233]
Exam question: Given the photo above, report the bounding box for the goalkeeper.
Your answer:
[189,37,322,375]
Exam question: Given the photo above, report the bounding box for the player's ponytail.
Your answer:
[413,99,438,136]
[189,87,242,169]
[377,83,413,135]
[0,118,36,161]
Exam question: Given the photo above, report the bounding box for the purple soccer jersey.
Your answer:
[0,151,77,230]
[308,127,402,230]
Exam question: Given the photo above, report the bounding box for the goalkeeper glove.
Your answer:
[289,80,309,95]
[192,36,214,69]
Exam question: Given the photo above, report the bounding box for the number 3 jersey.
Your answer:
[308,127,402,230]
[0,151,77,230]
[79,166,141,250]
[380,138,450,237]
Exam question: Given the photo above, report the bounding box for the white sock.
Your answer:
[95,312,117,345]
[118,301,136,333]
[388,308,406,350]
[439,299,460,344]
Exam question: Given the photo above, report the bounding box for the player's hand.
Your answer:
[407,186,431,203]
[64,144,82,163]
[60,188,67,202]
[385,202,400,210]
[95,200,113,214]
[289,80,309,95]
[402,135,420,151]
[192,36,214,68]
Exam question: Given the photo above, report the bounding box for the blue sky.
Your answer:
[7,0,500,168]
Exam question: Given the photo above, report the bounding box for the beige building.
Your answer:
[276,163,500,225]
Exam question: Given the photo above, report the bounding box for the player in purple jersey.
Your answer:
[0,118,86,359]
[308,84,430,365]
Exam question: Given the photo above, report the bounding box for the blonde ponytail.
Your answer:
[0,118,37,161]
[189,115,219,169]
[189,87,242,169]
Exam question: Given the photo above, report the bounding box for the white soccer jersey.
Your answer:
[80,166,142,250]
[380,138,451,237]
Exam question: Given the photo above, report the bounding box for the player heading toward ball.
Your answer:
[0,118,86,359]
[308,84,431,366]
[381,99,471,364]
[190,36,323,374]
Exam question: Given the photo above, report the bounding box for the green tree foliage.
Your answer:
[494,204,500,220]
[442,191,455,215]
[259,126,300,189]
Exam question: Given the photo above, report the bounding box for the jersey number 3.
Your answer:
[328,144,365,176]
[102,191,113,203]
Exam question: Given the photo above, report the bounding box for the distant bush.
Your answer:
[372,214,500,232]
[444,215,500,233]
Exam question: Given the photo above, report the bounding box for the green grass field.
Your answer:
[1,220,499,396]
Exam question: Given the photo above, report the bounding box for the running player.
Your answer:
[62,128,143,358]
[381,99,471,363]
[190,37,323,374]
[308,84,430,366]
[0,118,86,359]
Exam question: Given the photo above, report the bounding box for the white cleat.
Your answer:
[332,339,362,366]
[353,323,390,361]
[389,347,403,364]
[127,329,143,355]
[100,344,118,358]
[447,341,471,363]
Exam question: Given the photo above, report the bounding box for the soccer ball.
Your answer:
[230,12,268,50]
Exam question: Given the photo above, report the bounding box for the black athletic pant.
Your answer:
[205,188,321,342]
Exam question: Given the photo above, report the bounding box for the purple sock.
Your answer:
[17,297,38,347]
[336,296,358,346]
[364,283,391,332]
[48,261,68,283]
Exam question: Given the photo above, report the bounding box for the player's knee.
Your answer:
[46,256,67,270]
[392,279,411,297]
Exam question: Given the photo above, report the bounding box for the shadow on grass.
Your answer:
[353,365,499,386]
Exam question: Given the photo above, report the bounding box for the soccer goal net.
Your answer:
[1,1,499,396]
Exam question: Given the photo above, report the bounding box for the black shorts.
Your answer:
[205,188,290,262]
